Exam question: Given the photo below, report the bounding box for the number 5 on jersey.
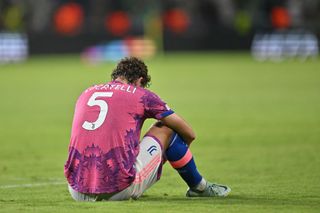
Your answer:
[82,92,113,131]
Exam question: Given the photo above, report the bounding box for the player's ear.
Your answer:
[135,77,144,87]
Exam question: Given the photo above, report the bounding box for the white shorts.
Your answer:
[68,135,163,201]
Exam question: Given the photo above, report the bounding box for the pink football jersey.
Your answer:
[64,81,173,194]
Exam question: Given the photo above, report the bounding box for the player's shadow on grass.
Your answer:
[141,194,320,207]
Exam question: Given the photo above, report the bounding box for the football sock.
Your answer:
[165,133,205,190]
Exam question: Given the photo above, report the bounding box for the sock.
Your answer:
[165,133,204,189]
[195,178,207,191]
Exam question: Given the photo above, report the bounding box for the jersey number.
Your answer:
[82,92,113,131]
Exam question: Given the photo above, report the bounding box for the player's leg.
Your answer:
[110,122,176,200]
[166,132,231,197]
[146,122,205,189]
[149,121,231,197]
[110,121,230,200]
[109,129,166,200]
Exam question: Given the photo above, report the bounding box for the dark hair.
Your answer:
[111,57,151,88]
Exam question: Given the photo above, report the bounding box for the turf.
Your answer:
[0,53,319,212]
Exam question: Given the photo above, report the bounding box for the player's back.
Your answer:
[65,81,146,194]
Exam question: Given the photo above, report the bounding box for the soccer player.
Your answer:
[64,57,231,201]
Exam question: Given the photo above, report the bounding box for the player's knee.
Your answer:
[153,121,165,128]
[152,121,172,132]
[189,132,196,141]
[146,122,173,149]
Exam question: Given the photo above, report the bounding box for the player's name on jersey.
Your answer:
[85,83,137,94]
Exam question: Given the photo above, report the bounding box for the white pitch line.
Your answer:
[0,181,66,189]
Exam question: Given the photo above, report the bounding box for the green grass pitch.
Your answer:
[0,53,319,212]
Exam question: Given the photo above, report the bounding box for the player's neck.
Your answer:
[114,77,128,84]
[114,77,143,88]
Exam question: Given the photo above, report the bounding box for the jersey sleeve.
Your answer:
[141,90,174,119]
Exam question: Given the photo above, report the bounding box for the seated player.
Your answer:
[64,57,231,201]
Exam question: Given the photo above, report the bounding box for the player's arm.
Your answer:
[161,113,196,146]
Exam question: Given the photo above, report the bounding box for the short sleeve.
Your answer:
[141,90,174,119]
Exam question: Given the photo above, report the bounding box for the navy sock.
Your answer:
[165,133,203,188]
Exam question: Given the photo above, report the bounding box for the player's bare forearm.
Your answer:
[161,113,196,146]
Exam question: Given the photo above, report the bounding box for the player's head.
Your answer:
[111,57,151,88]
